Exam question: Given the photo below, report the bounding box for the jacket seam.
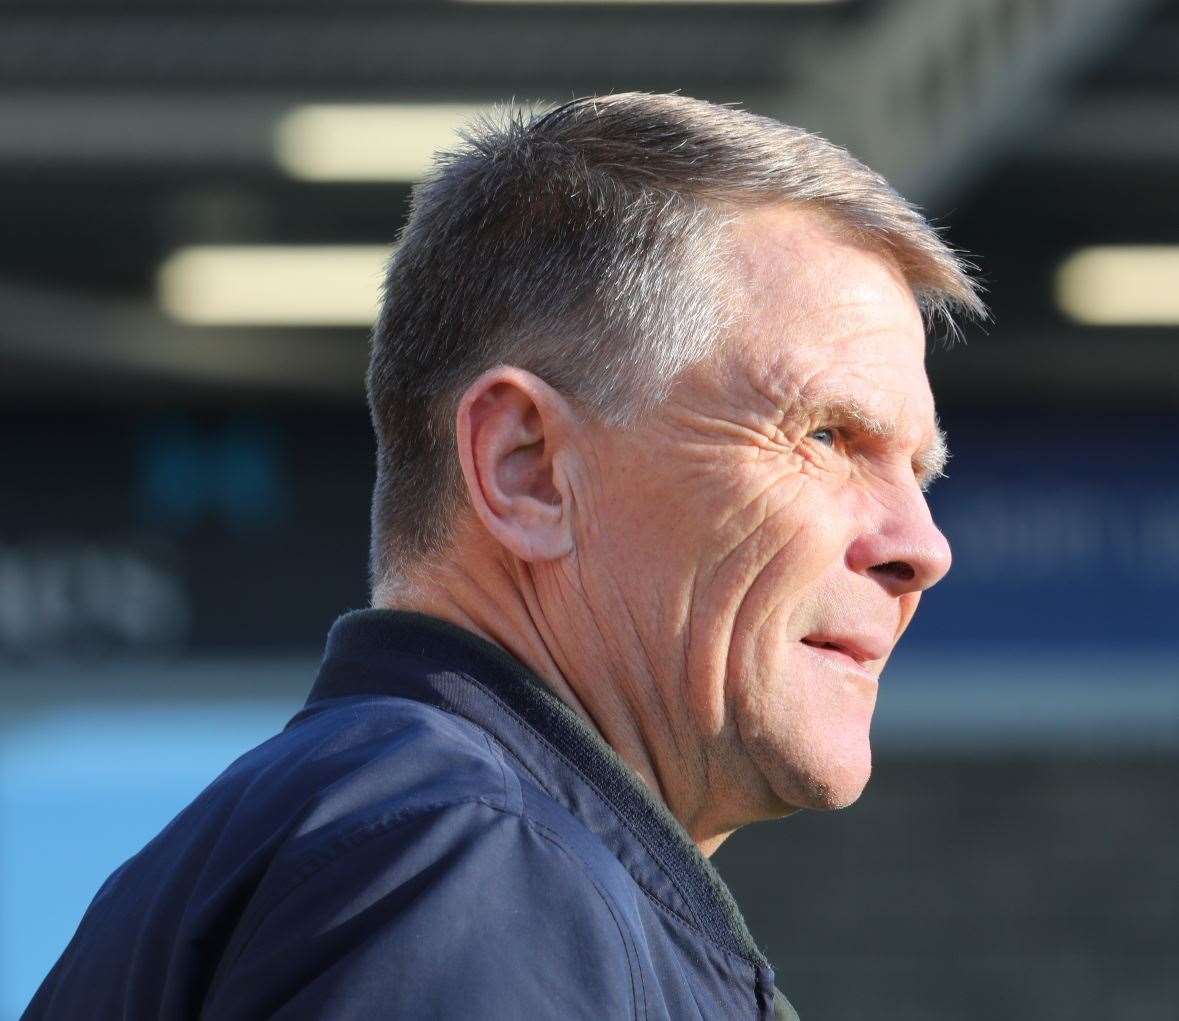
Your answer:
[491,739,708,938]
[524,815,645,1021]
[647,893,763,1017]
[203,793,504,1013]
[203,796,642,1020]
[482,730,523,816]
[471,706,759,972]
[305,670,762,969]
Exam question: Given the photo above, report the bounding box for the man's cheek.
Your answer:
[726,635,816,808]
[733,637,876,813]
[735,496,849,615]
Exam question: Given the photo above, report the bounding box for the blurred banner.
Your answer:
[4,408,1175,660]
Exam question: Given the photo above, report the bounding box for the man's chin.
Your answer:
[766,749,873,812]
[797,770,870,811]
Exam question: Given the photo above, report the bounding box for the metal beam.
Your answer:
[0,2,1161,210]
[1028,95,1179,164]
[774,0,1163,207]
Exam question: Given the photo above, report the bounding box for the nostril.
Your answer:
[871,560,915,582]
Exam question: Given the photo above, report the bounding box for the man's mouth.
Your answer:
[800,633,889,677]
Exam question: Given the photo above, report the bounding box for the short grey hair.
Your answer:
[367,92,984,595]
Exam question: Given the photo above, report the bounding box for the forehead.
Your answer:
[724,205,934,426]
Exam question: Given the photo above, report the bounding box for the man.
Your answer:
[28,94,982,1019]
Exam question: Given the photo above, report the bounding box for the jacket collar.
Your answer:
[307,608,770,971]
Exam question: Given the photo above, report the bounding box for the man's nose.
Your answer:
[846,489,953,597]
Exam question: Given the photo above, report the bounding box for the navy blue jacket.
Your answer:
[26,610,798,1019]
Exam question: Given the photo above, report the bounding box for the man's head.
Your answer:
[368,93,983,842]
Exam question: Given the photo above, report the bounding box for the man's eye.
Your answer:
[809,427,837,447]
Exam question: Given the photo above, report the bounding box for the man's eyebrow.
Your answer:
[915,427,949,490]
[784,390,949,489]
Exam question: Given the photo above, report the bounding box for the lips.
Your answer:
[800,632,890,667]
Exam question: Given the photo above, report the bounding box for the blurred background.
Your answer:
[1,0,1176,1017]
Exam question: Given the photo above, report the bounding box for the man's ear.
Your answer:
[455,366,577,563]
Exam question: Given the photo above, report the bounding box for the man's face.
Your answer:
[572,205,951,830]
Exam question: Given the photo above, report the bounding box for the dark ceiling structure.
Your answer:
[0,0,1176,405]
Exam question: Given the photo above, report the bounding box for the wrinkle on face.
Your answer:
[538,203,950,843]
[770,384,948,491]
[688,211,941,817]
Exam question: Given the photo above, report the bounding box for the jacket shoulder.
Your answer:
[207,786,642,1019]
[274,694,523,831]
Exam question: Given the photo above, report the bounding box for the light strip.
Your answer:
[459,1,843,4]
[1056,245,1179,326]
[158,245,391,326]
[275,103,492,182]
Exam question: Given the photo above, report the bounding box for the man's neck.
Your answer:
[376,546,696,841]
